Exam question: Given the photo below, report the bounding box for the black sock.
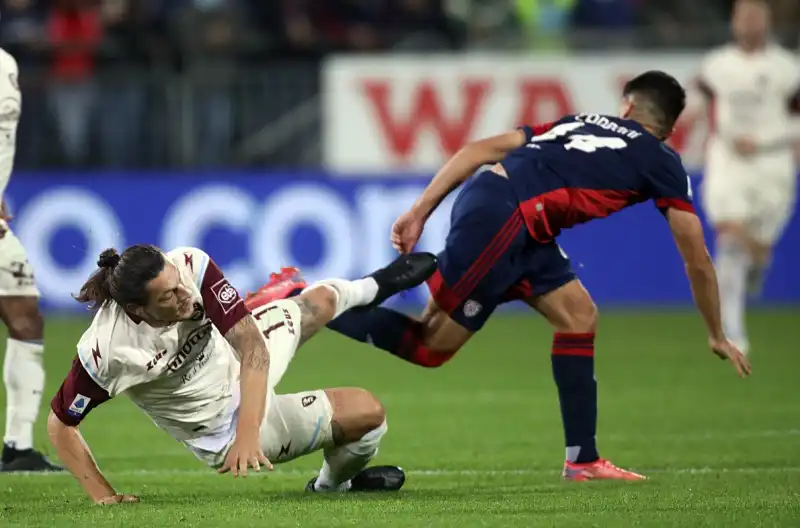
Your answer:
[551,332,599,464]
[327,308,453,367]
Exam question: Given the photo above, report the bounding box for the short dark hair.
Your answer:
[622,70,686,138]
[74,244,165,311]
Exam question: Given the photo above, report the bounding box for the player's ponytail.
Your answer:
[73,248,122,310]
[73,245,165,311]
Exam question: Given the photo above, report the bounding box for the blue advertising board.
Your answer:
[5,171,799,312]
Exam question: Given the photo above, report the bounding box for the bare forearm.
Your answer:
[685,257,725,341]
[226,316,270,433]
[413,146,487,217]
[47,412,115,502]
[238,345,269,431]
[413,130,526,218]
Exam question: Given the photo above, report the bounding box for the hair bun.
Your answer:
[97,249,121,269]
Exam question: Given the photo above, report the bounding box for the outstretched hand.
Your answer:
[218,434,272,477]
[391,210,426,254]
[709,337,751,378]
[96,494,140,505]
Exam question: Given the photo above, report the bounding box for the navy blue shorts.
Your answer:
[426,170,576,332]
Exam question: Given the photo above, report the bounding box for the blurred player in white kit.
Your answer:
[687,0,800,354]
[0,48,62,471]
[47,244,436,504]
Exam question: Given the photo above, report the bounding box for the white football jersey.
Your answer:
[698,43,800,172]
[52,247,249,452]
[0,48,20,205]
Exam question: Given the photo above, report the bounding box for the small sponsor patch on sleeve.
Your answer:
[67,394,91,417]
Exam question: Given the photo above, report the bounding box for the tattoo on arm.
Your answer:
[225,315,270,372]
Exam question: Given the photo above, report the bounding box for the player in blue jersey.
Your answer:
[252,71,752,481]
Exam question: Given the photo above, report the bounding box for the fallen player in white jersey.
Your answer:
[47,244,437,504]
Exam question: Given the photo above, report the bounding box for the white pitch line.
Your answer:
[87,429,800,462]
[4,467,800,478]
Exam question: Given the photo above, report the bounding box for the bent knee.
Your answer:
[555,299,598,334]
[326,387,386,443]
[6,311,44,341]
[573,301,598,333]
[408,305,470,368]
[353,389,386,430]
[402,327,462,368]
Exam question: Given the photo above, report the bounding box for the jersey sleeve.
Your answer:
[169,247,248,335]
[651,146,696,215]
[50,356,112,426]
[518,122,556,143]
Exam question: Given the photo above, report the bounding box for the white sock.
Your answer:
[303,278,379,319]
[3,338,45,450]
[314,419,388,492]
[566,446,581,463]
[715,237,750,353]
[746,257,770,297]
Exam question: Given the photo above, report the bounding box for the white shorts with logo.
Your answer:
[701,150,797,245]
[0,224,40,297]
[189,299,333,468]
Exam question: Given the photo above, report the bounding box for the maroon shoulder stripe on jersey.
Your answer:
[200,259,249,335]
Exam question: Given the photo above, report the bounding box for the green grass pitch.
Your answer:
[1,310,799,527]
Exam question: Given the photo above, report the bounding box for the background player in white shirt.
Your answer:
[47,244,436,504]
[688,0,800,354]
[0,48,61,472]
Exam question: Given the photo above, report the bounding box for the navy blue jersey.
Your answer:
[501,113,695,242]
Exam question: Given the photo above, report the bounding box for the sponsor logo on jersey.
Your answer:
[211,279,241,314]
[301,395,316,407]
[68,394,91,417]
[167,322,213,374]
[180,347,214,385]
[463,300,482,318]
[146,350,168,371]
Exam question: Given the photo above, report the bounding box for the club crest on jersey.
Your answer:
[210,279,240,314]
[463,300,482,318]
[68,394,91,417]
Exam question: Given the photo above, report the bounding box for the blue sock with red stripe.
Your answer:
[327,308,454,367]
[551,332,599,464]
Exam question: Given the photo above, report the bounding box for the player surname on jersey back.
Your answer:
[525,114,645,155]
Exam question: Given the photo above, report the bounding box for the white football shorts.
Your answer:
[0,224,40,297]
